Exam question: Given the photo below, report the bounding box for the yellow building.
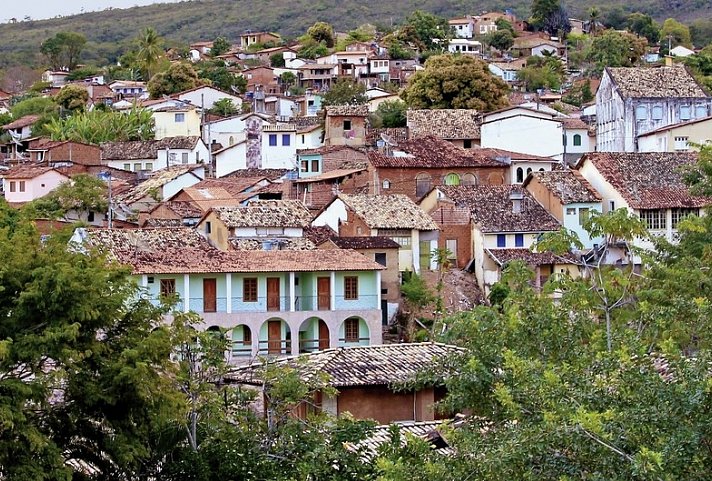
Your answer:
[637,116,712,152]
[152,106,202,140]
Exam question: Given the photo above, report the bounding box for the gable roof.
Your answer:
[523,169,601,204]
[325,105,369,117]
[437,185,561,233]
[209,200,312,228]
[2,166,67,180]
[606,66,708,99]
[2,115,40,130]
[101,137,201,161]
[224,343,464,387]
[338,194,438,230]
[330,236,400,249]
[579,152,711,209]
[115,165,203,205]
[368,136,504,169]
[407,109,481,140]
[486,248,580,267]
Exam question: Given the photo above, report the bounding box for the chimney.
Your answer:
[509,191,524,213]
[664,55,674,67]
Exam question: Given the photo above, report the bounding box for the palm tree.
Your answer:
[136,28,164,81]
[588,7,600,36]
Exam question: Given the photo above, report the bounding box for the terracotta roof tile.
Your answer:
[330,236,400,249]
[607,66,708,99]
[115,165,202,205]
[100,137,200,161]
[212,200,312,228]
[366,128,409,146]
[325,105,369,116]
[225,343,464,387]
[229,237,316,250]
[3,115,40,130]
[368,136,504,168]
[2,165,66,180]
[222,168,290,181]
[581,152,711,209]
[303,225,337,245]
[437,185,561,233]
[79,227,384,274]
[339,194,438,230]
[524,169,601,204]
[486,248,580,266]
[407,110,481,140]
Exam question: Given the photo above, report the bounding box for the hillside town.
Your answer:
[2,1,712,479]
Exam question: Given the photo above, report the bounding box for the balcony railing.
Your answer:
[146,295,379,313]
[258,339,292,355]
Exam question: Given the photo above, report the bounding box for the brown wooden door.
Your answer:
[318,320,329,350]
[268,320,282,354]
[267,277,280,311]
[317,277,331,310]
[203,278,216,312]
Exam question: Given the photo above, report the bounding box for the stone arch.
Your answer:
[462,173,477,186]
[259,318,291,355]
[298,317,330,353]
[339,316,370,347]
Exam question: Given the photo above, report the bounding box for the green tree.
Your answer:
[10,96,57,118]
[208,98,239,117]
[54,84,89,112]
[660,18,693,50]
[486,29,514,51]
[45,107,154,143]
[279,71,297,92]
[322,78,368,106]
[495,18,516,35]
[402,10,450,52]
[518,55,566,91]
[148,62,202,98]
[40,32,86,71]
[371,99,408,128]
[585,29,647,72]
[66,65,100,81]
[270,52,286,67]
[0,212,180,478]
[530,0,571,36]
[25,173,108,221]
[401,54,509,111]
[627,12,660,44]
[210,36,230,57]
[197,60,242,92]
[136,27,165,80]
[306,21,335,48]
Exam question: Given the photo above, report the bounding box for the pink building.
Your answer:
[2,166,70,204]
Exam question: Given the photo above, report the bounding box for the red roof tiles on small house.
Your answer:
[338,193,438,231]
[330,236,401,249]
[579,152,711,209]
[224,343,464,387]
[523,169,602,204]
[437,185,561,233]
[2,166,65,180]
[210,200,312,228]
[486,248,580,267]
[406,109,481,140]
[2,115,40,131]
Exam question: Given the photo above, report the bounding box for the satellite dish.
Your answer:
[380,133,396,146]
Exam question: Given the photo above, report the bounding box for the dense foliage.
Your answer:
[45,107,155,144]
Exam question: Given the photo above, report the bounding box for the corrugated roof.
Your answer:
[211,200,312,228]
[225,343,464,387]
[339,193,438,230]
[581,152,711,209]
[607,66,708,99]
[437,185,561,233]
[524,169,601,204]
[407,110,481,140]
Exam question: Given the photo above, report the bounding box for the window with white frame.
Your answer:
[639,209,666,230]
[674,136,689,151]
[652,105,663,120]
[680,105,691,120]
[695,105,708,118]
[671,208,699,228]
[635,105,647,120]
[379,229,411,247]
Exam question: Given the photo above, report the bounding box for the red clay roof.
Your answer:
[3,166,66,180]
[3,115,40,130]
[580,152,711,209]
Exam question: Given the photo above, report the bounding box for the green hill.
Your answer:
[0,0,710,69]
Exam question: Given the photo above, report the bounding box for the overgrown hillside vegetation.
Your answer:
[0,0,711,68]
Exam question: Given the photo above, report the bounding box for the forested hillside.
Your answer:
[0,0,711,68]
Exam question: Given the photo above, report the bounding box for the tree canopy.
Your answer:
[40,31,86,71]
[148,62,203,98]
[401,54,509,111]
[322,78,368,106]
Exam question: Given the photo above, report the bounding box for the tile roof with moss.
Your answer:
[437,185,561,233]
[406,109,481,140]
[580,152,711,209]
[606,66,708,99]
[78,227,384,275]
[211,200,312,228]
[338,193,438,230]
[523,169,602,204]
[224,343,465,387]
